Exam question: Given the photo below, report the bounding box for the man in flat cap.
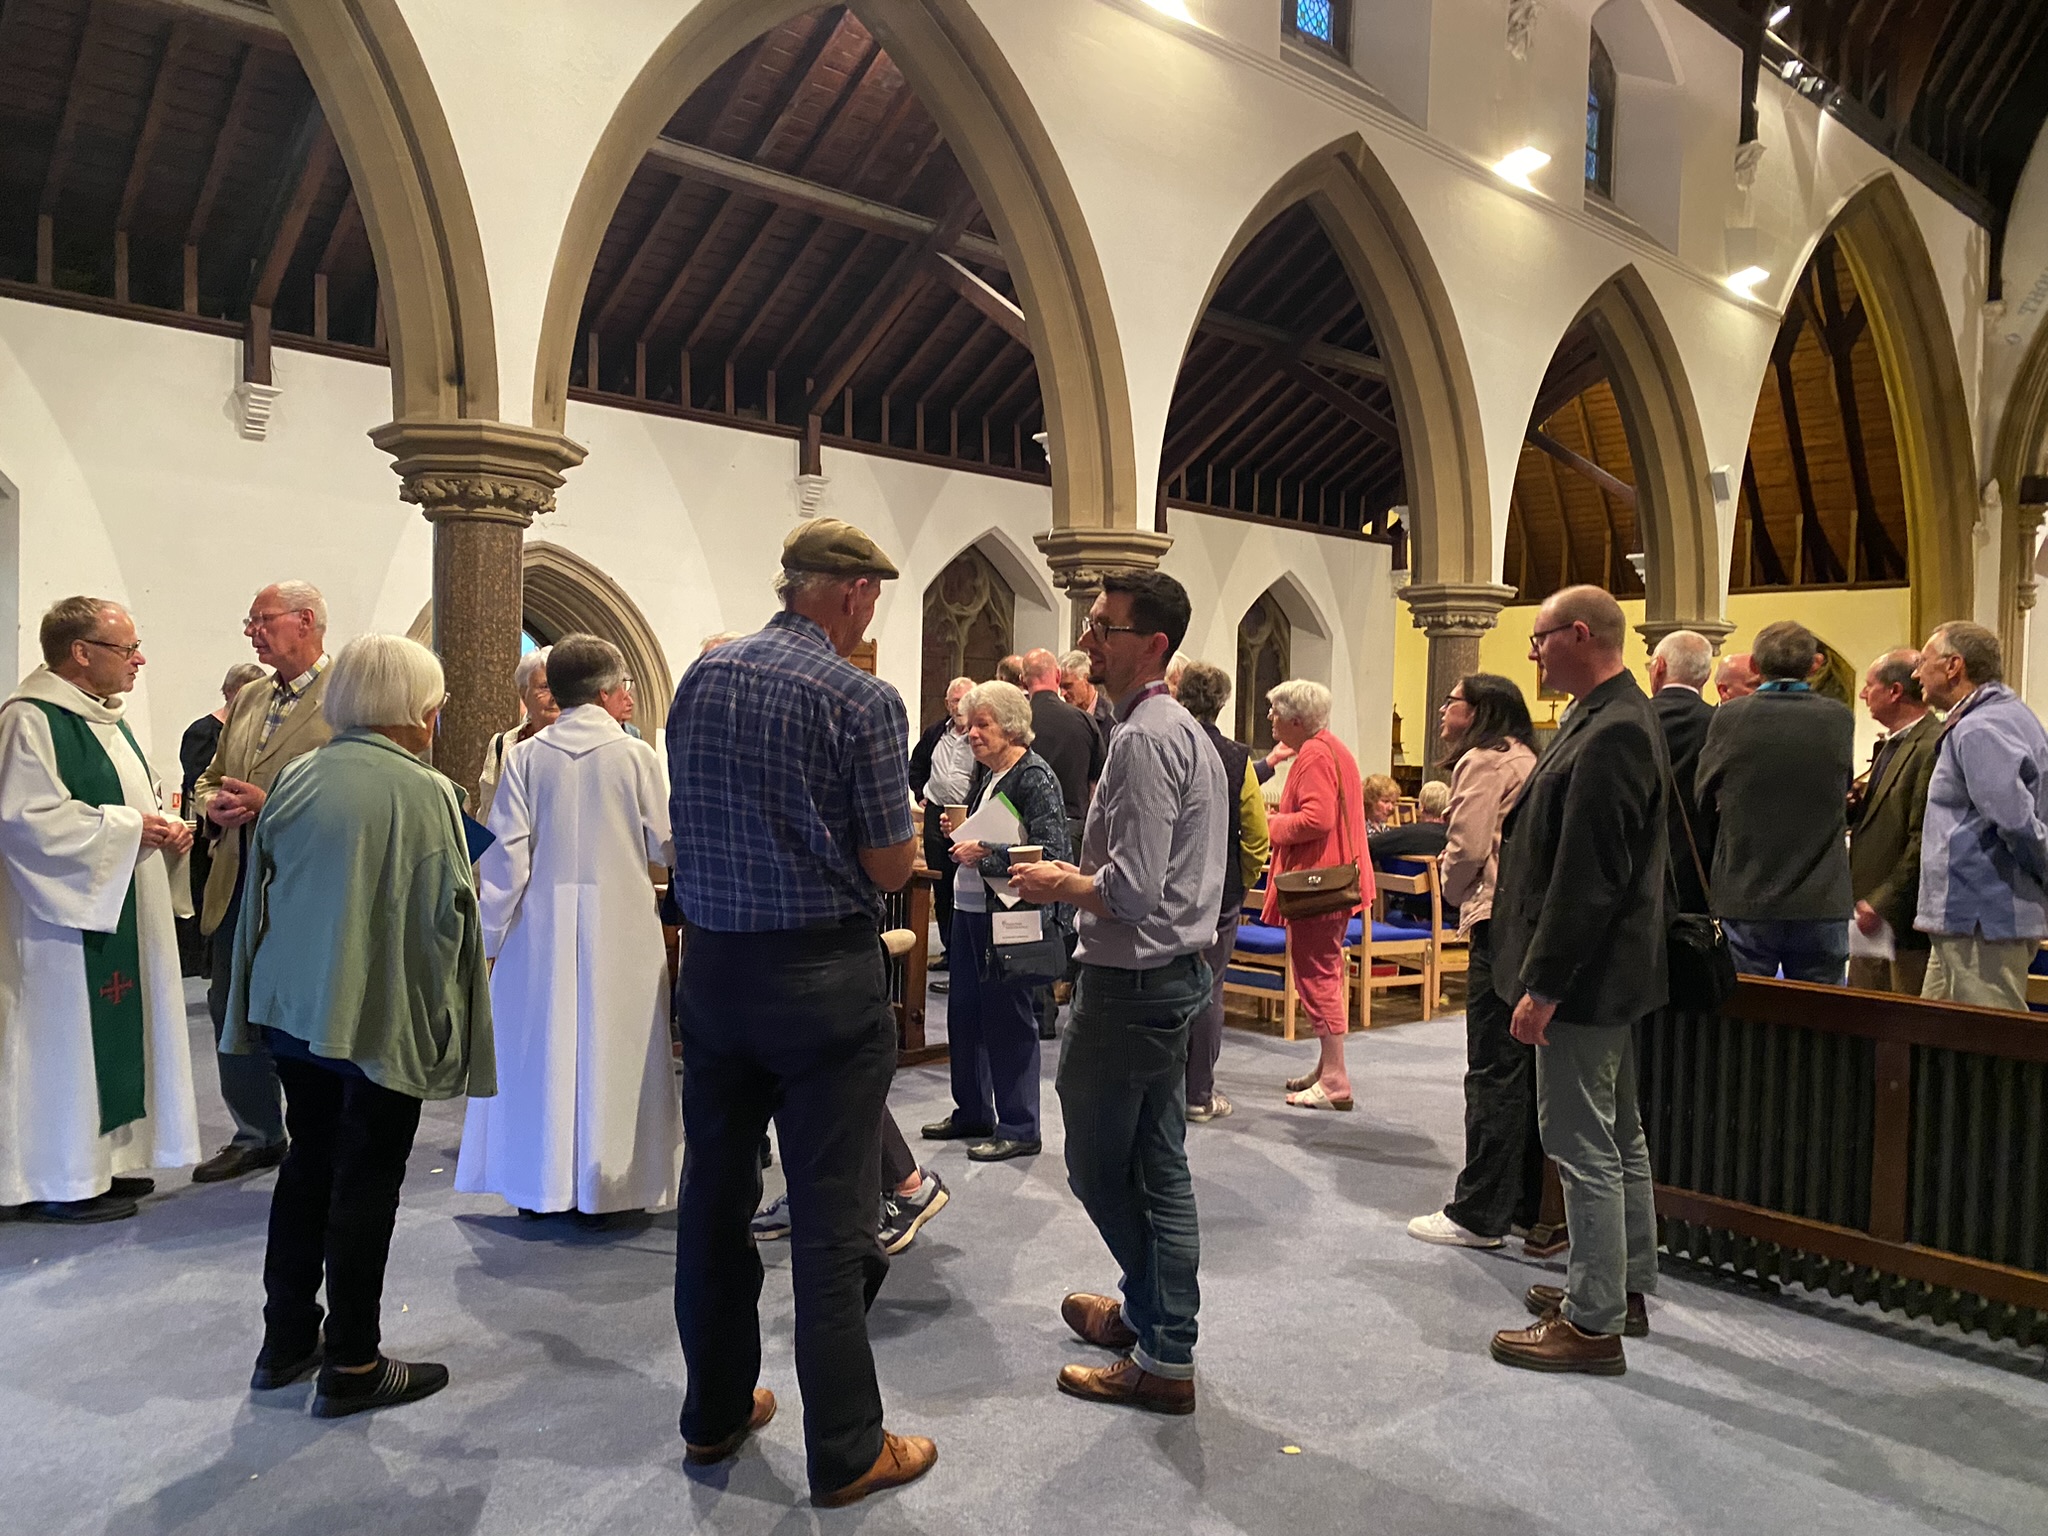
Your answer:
[665,518,937,1507]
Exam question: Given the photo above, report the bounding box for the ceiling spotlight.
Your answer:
[1726,265,1771,295]
[1768,5,1791,26]
[1493,146,1551,189]
[1780,58,1802,80]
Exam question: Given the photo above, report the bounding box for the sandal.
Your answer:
[1286,1082,1354,1112]
[1285,1070,1319,1093]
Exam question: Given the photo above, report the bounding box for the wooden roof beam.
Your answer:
[1196,309,1385,381]
[1527,427,1636,506]
[129,0,289,47]
[249,119,338,312]
[928,252,1027,343]
[185,43,260,249]
[117,21,190,233]
[1279,361,1402,450]
[646,135,1007,267]
[35,0,104,283]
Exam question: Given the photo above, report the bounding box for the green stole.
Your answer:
[22,700,149,1134]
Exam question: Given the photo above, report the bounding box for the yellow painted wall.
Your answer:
[1391,585,1916,768]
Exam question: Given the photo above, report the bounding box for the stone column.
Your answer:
[369,420,587,794]
[1034,526,1174,644]
[1398,582,1517,779]
[1637,616,1736,655]
[2012,496,2045,695]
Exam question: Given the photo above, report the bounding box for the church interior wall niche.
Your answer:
[920,545,1012,728]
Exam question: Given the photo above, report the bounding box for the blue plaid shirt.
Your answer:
[667,611,914,931]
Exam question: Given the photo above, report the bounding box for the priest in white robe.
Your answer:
[456,633,681,1218]
[0,597,198,1222]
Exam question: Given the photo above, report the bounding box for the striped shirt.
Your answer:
[666,611,913,931]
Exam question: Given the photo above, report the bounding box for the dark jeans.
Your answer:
[879,1109,917,1191]
[262,1053,424,1369]
[674,919,896,1498]
[947,909,1042,1140]
[1185,910,1236,1108]
[924,825,954,955]
[207,880,286,1149]
[1057,953,1210,1379]
[1723,917,1850,985]
[1441,921,1544,1237]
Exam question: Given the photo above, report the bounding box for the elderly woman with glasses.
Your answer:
[1263,679,1372,1110]
[474,646,556,823]
[223,634,495,1419]
[921,678,1072,1161]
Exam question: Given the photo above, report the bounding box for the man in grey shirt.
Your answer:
[1013,571,1227,1416]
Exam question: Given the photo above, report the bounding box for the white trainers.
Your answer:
[1406,1210,1504,1249]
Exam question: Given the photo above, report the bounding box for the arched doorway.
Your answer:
[920,545,1013,728]
[532,0,1138,553]
[408,542,673,729]
[1501,268,1721,644]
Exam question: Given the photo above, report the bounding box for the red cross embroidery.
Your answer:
[99,971,137,1005]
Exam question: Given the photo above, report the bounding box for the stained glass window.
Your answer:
[1587,34,1617,197]
[1285,0,1349,60]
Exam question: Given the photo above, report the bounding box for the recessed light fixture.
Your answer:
[1767,5,1792,26]
[1140,0,1195,19]
[1781,58,1802,80]
[1493,146,1551,189]
[1726,265,1771,295]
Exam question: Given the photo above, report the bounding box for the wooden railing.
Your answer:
[884,873,940,1066]
[1641,978,2048,1346]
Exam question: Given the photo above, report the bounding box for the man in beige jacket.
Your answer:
[189,581,332,1182]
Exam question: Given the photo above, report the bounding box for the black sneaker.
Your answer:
[878,1171,949,1256]
[109,1175,156,1199]
[250,1342,323,1390]
[311,1356,450,1418]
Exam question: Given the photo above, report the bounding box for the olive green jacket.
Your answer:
[224,730,496,1101]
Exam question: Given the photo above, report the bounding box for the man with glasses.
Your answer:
[0,597,198,1222]
[189,581,332,1183]
[1486,585,1667,1376]
[1011,571,1228,1415]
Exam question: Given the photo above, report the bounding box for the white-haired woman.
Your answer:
[223,634,495,1419]
[922,679,1072,1161]
[1262,679,1373,1109]
[474,646,555,823]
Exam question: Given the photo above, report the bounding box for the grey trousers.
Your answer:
[1535,1022,1658,1336]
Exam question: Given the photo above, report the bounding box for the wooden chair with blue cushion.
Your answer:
[1222,876,1351,1042]
[1345,859,1437,1029]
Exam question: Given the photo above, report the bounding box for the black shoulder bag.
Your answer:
[1663,758,1737,1012]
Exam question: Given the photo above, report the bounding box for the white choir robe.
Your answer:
[0,668,199,1206]
[455,704,681,1214]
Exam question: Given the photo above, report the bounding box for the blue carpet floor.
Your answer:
[2,978,2045,1535]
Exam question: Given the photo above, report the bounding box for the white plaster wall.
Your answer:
[0,299,1396,786]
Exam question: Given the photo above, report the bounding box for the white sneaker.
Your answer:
[1407,1210,1503,1249]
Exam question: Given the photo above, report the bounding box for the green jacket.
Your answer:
[224,730,496,1100]
[1848,711,1939,950]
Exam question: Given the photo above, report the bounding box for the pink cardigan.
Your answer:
[1439,739,1537,933]
[1261,730,1375,924]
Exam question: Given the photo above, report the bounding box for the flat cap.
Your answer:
[780,517,899,580]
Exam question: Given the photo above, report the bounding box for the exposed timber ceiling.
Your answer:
[0,0,380,369]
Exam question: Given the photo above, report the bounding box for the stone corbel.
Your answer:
[793,473,830,517]
[2018,499,2046,613]
[1032,527,1174,595]
[233,380,283,440]
[1506,0,1542,61]
[1396,581,1518,638]
[1638,616,1737,653]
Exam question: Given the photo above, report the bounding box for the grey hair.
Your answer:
[1929,621,2003,685]
[38,595,122,669]
[700,630,745,653]
[323,634,444,731]
[513,646,551,694]
[962,679,1035,746]
[1058,650,1091,681]
[1419,780,1451,817]
[1267,678,1332,733]
[222,661,268,694]
[1867,648,1923,704]
[1166,650,1191,683]
[545,633,627,709]
[269,580,328,631]
[774,568,848,605]
[1652,629,1714,687]
[945,674,975,699]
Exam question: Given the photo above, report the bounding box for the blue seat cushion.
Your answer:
[1224,964,1285,992]
[1234,921,1287,956]
[1384,857,1431,878]
[1346,917,1432,945]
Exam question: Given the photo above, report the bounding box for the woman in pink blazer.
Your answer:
[1261,680,1374,1109]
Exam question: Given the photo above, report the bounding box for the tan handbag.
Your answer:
[1272,759,1362,920]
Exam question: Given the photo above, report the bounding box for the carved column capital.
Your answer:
[1397,582,1517,638]
[1032,527,1174,593]
[369,419,588,528]
[1637,617,1737,654]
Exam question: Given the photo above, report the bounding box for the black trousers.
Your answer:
[1442,921,1545,1238]
[924,825,954,955]
[675,919,896,1497]
[262,1054,424,1369]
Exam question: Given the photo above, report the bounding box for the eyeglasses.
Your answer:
[1083,618,1142,642]
[1529,623,1579,648]
[81,638,143,659]
[243,610,293,631]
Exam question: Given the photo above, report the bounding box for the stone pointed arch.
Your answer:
[1566,266,1722,644]
[1992,319,2048,685]
[937,524,1061,622]
[1816,175,1977,639]
[407,543,673,729]
[1186,137,1492,592]
[267,0,498,421]
[532,0,1137,548]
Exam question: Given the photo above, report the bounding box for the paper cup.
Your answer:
[1009,846,1043,864]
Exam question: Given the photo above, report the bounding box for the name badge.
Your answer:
[991,909,1043,946]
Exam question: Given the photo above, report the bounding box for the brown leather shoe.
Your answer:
[684,1388,775,1465]
[1490,1312,1627,1375]
[1057,1355,1195,1414]
[811,1430,937,1508]
[1524,1284,1649,1338]
[190,1142,287,1184]
[1061,1291,1138,1350]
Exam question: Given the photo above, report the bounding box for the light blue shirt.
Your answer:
[1916,683,2048,941]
